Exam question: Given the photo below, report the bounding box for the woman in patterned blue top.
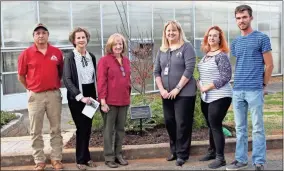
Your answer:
[197,26,233,169]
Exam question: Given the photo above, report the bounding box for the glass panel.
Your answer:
[230,56,236,76]
[194,39,204,58]
[212,2,228,24]
[2,1,37,47]
[86,45,103,62]
[229,23,240,40]
[3,74,26,94]
[258,22,270,36]
[153,3,174,39]
[128,2,152,39]
[195,1,212,23]
[257,4,271,21]
[102,1,128,41]
[195,22,211,38]
[2,51,21,72]
[39,1,70,46]
[72,1,101,56]
[175,3,193,41]
[270,6,281,19]
[272,52,281,74]
[271,37,280,53]
[271,19,281,38]
[153,39,161,59]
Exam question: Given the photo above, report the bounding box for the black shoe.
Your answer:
[175,158,185,166]
[105,161,118,168]
[255,164,264,171]
[166,154,177,161]
[115,156,128,166]
[208,159,226,169]
[199,152,216,161]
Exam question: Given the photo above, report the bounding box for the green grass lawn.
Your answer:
[224,92,283,136]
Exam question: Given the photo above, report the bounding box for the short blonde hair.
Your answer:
[105,33,127,55]
[69,27,91,47]
[160,20,189,52]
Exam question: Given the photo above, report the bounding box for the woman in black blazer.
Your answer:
[63,27,97,170]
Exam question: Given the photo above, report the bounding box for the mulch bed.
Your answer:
[64,125,236,149]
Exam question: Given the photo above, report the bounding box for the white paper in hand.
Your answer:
[199,80,207,101]
[82,97,100,119]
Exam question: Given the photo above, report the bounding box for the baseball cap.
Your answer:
[33,23,48,32]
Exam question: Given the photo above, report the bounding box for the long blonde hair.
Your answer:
[160,20,189,52]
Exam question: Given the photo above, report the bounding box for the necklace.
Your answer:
[210,48,220,52]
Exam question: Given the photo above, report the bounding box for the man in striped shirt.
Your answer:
[226,5,274,171]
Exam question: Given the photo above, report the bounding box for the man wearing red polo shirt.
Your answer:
[18,23,64,170]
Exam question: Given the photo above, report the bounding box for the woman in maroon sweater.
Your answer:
[97,33,131,168]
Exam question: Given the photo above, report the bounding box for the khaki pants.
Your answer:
[28,89,63,164]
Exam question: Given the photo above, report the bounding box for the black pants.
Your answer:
[68,83,96,164]
[201,97,232,159]
[162,96,196,160]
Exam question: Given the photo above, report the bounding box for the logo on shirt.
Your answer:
[50,55,58,61]
[176,52,182,58]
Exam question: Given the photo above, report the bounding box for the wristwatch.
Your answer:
[263,83,267,87]
[176,85,181,90]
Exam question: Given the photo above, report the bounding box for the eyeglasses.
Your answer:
[120,66,126,77]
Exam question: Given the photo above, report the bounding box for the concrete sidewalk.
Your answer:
[1,129,75,157]
[1,133,282,167]
[1,149,282,170]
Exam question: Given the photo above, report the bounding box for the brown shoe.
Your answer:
[51,160,64,170]
[34,163,46,171]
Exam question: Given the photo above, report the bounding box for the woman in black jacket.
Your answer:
[63,27,97,170]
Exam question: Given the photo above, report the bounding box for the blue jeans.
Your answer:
[233,90,266,165]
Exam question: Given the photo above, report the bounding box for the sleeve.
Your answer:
[182,43,196,80]
[230,40,236,57]
[153,50,162,78]
[260,34,272,53]
[62,54,81,98]
[18,50,28,76]
[213,53,232,89]
[97,57,108,100]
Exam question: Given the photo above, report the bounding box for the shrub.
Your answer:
[0,111,18,128]
[192,57,207,129]
[91,57,207,131]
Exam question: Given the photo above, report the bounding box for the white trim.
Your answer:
[2,72,18,75]
[127,1,131,59]
[36,1,40,23]
[269,4,272,38]
[152,3,156,90]
[0,45,3,111]
[1,45,73,52]
[281,1,283,75]
[173,8,176,20]
[194,37,204,40]
[211,2,213,26]
[100,2,104,56]
[193,1,196,44]
[1,4,5,48]
[69,1,73,31]
[227,3,230,57]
